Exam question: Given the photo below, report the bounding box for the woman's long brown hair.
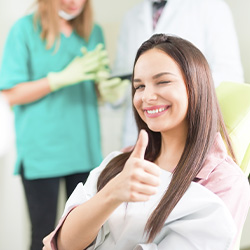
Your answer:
[34,0,93,49]
[97,34,235,242]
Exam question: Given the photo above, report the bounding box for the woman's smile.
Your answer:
[143,105,170,118]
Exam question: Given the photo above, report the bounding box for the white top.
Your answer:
[54,151,236,250]
[112,0,244,147]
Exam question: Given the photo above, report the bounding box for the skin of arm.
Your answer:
[1,78,52,106]
[56,130,161,250]
[57,182,122,250]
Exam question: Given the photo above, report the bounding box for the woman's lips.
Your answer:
[143,105,170,118]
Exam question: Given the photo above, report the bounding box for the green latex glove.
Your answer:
[47,44,109,91]
[97,77,130,104]
[95,67,111,82]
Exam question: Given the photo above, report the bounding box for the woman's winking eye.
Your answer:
[157,80,171,85]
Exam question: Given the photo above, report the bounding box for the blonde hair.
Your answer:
[34,0,93,49]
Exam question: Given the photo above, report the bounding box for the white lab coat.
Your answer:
[53,151,236,250]
[112,0,244,147]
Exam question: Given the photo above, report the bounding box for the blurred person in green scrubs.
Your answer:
[0,0,108,249]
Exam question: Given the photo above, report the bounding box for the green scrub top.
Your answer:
[0,14,104,179]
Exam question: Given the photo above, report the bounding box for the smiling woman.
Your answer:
[42,34,250,250]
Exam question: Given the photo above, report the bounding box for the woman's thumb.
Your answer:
[130,130,148,159]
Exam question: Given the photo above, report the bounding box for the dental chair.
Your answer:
[216,81,250,250]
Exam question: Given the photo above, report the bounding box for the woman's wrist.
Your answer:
[100,178,123,208]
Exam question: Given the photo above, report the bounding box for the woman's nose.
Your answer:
[142,86,157,102]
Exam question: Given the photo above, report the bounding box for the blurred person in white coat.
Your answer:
[112,0,244,148]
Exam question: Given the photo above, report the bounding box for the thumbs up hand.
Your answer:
[107,130,161,203]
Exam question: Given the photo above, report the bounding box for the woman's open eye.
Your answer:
[134,84,145,90]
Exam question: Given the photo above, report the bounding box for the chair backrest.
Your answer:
[216,82,250,250]
[216,82,250,177]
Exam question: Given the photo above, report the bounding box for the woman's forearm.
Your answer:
[57,182,122,250]
[57,131,160,250]
[1,77,51,106]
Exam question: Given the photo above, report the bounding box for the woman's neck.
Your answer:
[59,18,73,37]
[156,129,187,172]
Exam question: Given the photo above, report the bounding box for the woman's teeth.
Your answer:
[146,107,167,114]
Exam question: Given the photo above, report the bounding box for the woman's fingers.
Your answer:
[131,162,160,186]
[131,181,158,196]
[110,130,161,203]
[129,191,156,202]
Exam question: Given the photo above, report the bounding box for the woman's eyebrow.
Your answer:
[133,72,176,82]
[152,72,175,79]
[133,78,141,82]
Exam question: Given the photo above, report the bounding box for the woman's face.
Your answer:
[60,0,86,16]
[133,48,189,134]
